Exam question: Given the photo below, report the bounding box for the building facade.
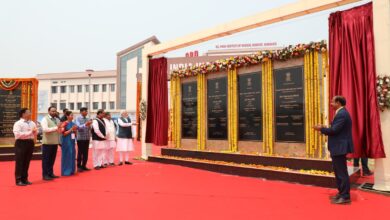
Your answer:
[116,36,160,112]
[37,70,118,119]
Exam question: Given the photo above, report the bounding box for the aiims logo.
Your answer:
[247,78,252,87]
[285,72,292,82]
[215,82,219,90]
[188,85,192,93]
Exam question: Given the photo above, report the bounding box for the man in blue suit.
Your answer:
[314,96,354,205]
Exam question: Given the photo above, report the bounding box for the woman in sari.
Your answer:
[60,111,78,176]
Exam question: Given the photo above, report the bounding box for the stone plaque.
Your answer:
[182,82,197,139]
[207,77,227,140]
[0,86,22,138]
[274,66,305,142]
[238,72,262,141]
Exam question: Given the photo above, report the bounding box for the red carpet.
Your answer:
[1,142,389,220]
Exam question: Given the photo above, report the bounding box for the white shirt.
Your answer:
[103,118,116,141]
[92,118,106,139]
[118,118,132,127]
[41,115,59,133]
[13,119,37,140]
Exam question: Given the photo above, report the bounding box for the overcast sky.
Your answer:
[0,0,369,78]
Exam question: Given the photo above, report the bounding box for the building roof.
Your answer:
[37,70,116,80]
[117,36,160,57]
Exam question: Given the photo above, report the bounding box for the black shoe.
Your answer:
[49,174,60,179]
[100,165,107,169]
[23,181,32,185]
[329,194,341,200]
[16,181,27,186]
[43,176,54,181]
[78,168,84,173]
[363,171,374,176]
[125,161,132,165]
[118,162,123,166]
[110,163,116,166]
[94,166,101,170]
[331,197,351,205]
[82,167,91,171]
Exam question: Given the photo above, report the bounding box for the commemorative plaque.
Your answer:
[182,82,197,138]
[207,77,228,140]
[274,66,305,142]
[238,72,262,141]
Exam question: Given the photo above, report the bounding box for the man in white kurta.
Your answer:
[91,110,107,170]
[116,110,135,165]
[103,112,116,166]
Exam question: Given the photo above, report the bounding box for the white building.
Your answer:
[37,70,118,119]
[116,36,160,112]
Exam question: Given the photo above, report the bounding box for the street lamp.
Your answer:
[86,69,94,113]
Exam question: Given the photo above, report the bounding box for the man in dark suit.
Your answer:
[314,96,354,205]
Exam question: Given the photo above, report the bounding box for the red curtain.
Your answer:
[329,2,385,158]
[145,57,169,146]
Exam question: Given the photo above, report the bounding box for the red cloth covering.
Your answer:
[328,2,385,158]
[145,57,169,146]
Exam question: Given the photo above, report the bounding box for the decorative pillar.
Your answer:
[228,68,238,152]
[373,0,390,191]
[304,51,325,158]
[262,60,274,155]
[172,76,182,148]
[141,50,152,159]
[136,73,142,141]
[197,73,206,150]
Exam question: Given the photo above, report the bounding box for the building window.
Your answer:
[51,86,57,94]
[93,84,99,92]
[85,85,89,92]
[70,85,75,93]
[60,86,67,93]
[69,103,75,110]
[102,84,107,92]
[109,102,115,110]
[101,102,106,109]
[93,102,99,110]
[60,102,66,110]
[110,84,115,92]
[50,103,58,109]
[77,102,82,110]
[77,85,82,93]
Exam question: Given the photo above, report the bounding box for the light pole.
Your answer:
[86,69,94,113]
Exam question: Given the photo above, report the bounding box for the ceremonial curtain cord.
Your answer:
[170,54,327,158]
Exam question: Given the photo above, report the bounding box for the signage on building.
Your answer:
[185,51,199,57]
[167,55,229,75]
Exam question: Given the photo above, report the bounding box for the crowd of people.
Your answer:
[12,106,136,186]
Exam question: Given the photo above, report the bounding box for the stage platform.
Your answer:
[148,148,360,188]
[0,145,42,161]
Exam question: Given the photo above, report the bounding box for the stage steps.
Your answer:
[0,145,42,161]
[148,148,360,188]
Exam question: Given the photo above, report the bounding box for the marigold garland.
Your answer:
[162,156,334,176]
[0,80,20,91]
[139,100,147,121]
[377,75,390,111]
[171,41,327,78]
